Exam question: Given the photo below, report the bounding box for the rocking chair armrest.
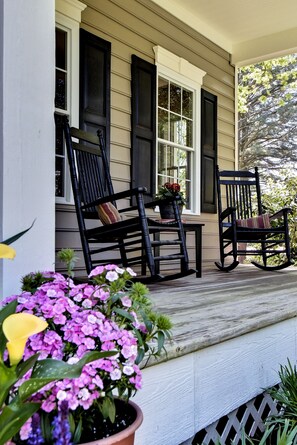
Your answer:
[81,187,148,210]
[269,207,292,221]
[220,207,237,221]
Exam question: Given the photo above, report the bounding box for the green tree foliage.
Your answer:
[238,54,297,176]
[261,170,297,264]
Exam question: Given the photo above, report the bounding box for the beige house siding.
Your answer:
[55,0,235,275]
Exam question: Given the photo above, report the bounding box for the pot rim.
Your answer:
[79,400,143,445]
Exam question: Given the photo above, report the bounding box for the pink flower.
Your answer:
[20,419,32,440]
[126,267,137,277]
[106,271,119,282]
[121,296,132,307]
[123,365,134,376]
[110,368,122,380]
[88,265,105,277]
[104,264,118,271]
[2,264,166,425]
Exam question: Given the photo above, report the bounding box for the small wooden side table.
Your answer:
[182,223,204,278]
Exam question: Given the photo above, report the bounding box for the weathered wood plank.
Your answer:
[146,265,297,364]
[134,266,297,445]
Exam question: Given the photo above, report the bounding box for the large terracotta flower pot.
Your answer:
[79,401,143,445]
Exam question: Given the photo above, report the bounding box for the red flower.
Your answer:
[171,183,180,192]
[163,182,172,190]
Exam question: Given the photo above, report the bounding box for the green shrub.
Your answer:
[260,170,297,265]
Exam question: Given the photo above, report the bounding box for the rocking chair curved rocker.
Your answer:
[215,166,293,272]
[63,118,195,282]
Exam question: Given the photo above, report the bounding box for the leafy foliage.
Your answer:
[238,54,297,177]
[260,170,297,264]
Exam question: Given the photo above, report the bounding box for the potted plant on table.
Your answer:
[1,259,172,445]
[155,182,186,219]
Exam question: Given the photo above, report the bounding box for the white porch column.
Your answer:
[0,0,56,297]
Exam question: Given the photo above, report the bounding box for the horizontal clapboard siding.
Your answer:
[55,0,235,275]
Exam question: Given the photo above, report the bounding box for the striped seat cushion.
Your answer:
[236,214,271,229]
[97,202,122,225]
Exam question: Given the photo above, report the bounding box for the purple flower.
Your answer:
[27,413,44,445]
[3,264,161,438]
[52,401,72,445]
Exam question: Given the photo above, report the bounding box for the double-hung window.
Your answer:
[154,46,205,214]
[55,0,85,203]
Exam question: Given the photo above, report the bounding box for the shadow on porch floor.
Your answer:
[145,264,297,365]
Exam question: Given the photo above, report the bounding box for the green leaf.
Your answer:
[40,411,52,442]
[16,353,39,380]
[157,331,165,353]
[113,307,135,321]
[18,350,116,401]
[0,402,40,445]
[100,397,116,422]
[0,300,18,358]
[72,416,82,444]
[0,362,18,408]
[2,219,36,245]
[135,348,145,365]
[141,310,153,333]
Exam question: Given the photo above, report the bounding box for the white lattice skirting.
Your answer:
[192,390,279,444]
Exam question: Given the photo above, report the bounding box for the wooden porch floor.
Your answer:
[146,264,297,364]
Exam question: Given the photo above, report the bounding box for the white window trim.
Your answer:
[153,45,206,214]
[55,0,86,204]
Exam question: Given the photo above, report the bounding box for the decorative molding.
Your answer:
[55,0,86,23]
[153,45,206,85]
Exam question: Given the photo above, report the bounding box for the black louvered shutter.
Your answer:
[131,55,156,202]
[80,29,111,156]
[201,89,217,213]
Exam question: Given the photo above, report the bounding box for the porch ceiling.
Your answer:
[150,0,297,66]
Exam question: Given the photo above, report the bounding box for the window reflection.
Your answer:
[157,76,193,209]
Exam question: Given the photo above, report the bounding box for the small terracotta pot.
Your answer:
[79,400,143,445]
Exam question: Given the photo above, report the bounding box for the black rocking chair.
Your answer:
[63,118,196,282]
[215,166,292,272]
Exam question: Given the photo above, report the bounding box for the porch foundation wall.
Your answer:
[133,317,297,445]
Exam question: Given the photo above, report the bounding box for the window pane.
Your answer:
[158,77,168,109]
[55,113,64,156]
[56,28,67,70]
[157,75,195,211]
[170,83,181,114]
[55,156,64,198]
[183,89,193,119]
[55,70,67,109]
[157,143,191,209]
[158,143,167,184]
[184,118,193,147]
[158,108,169,140]
[169,113,182,144]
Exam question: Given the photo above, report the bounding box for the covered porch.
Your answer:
[133,265,297,445]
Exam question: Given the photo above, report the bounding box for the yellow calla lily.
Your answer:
[3,313,48,365]
[0,244,16,259]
